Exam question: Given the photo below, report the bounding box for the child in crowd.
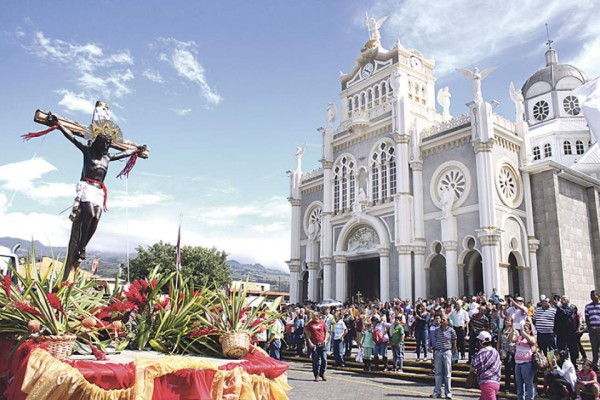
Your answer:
[390,315,405,372]
[576,359,599,400]
[362,321,374,371]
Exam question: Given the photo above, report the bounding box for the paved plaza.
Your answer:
[285,361,482,400]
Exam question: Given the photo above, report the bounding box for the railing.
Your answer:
[421,114,470,139]
[301,168,324,183]
[339,101,392,131]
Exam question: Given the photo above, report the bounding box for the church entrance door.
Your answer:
[508,253,521,297]
[463,251,483,296]
[301,270,309,302]
[348,257,380,302]
[429,254,447,299]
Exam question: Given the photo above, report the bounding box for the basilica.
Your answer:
[287,22,600,308]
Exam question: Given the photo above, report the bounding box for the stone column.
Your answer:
[322,257,333,300]
[411,159,426,299]
[397,246,412,300]
[413,244,426,300]
[471,102,501,294]
[443,240,459,298]
[528,238,540,301]
[286,259,301,304]
[441,210,458,298]
[334,254,347,302]
[307,261,318,302]
[379,248,390,302]
[288,196,302,304]
[477,228,502,296]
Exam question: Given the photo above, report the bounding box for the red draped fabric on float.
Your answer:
[0,340,288,399]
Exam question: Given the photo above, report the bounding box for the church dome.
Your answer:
[521,48,586,99]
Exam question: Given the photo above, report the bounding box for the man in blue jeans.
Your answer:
[431,315,457,399]
[305,311,330,382]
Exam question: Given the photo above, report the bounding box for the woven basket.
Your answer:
[219,331,250,359]
[33,334,77,359]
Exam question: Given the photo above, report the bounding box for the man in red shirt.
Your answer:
[305,311,330,382]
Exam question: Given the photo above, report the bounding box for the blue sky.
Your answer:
[1,1,599,271]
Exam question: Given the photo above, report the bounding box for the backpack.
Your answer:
[373,328,384,344]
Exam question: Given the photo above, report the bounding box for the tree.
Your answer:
[128,241,230,289]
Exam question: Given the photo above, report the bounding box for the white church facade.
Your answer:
[287,22,600,308]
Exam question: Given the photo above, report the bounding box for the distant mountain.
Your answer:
[0,237,290,291]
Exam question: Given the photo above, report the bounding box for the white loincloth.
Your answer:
[75,181,105,208]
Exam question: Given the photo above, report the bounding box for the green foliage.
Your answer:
[197,283,283,337]
[0,254,106,353]
[128,241,231,289]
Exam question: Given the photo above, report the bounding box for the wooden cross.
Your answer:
[33,109,149,158]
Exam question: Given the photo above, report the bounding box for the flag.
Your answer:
[573,76,600,143]
[176,219,182,271]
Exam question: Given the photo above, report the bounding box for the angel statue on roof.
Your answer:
[456,66,496,104]
[365,13,388,46]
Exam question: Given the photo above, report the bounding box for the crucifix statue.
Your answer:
[26,101,149,280]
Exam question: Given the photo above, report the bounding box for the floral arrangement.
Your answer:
[0,251,284,361]
[197,283,283,338]
[0,256,112,359]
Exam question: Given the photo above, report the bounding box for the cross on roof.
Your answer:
[545,23,554,50]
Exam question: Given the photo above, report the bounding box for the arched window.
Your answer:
[576,140,585,155]
[370,141,396,204]
[563,141,572,155]
[533,146,541,161]
[544,143,552,158]
[381,82,387,96]
[333,156,356,214]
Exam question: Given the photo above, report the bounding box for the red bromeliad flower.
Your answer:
[2,275,11,299]
[61,281,72,288]
[150,278,157,289]
[47,292,64,313]
[188,327,218,339]
[153,297,170,312]
[139,279,149,291]
[15,302,42,317]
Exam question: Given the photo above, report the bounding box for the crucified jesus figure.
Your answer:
[45,112,146,276]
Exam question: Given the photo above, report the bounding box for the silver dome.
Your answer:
[521,49,586,99]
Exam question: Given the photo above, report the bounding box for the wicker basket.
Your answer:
[33,334,77,359]
[219,331,250,359]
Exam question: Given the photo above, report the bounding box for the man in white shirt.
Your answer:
[449,301,469,360]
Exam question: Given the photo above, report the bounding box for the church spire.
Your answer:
[545,23,558,66]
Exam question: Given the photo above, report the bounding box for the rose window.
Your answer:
[438,169,466,200]
[496,165,522,207]
[309,208,322,228]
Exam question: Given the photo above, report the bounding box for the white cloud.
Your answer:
[0,195,291,271]
[155,37,223,105]
[373,1,600,77]
[0,210,72,248]
[29,183,75,201]
[25,31,135,109]
[142,68,164,84]
[109,192,172,209]
[171,108,192,116]
[0,159,57,191]
[56,90,95,114]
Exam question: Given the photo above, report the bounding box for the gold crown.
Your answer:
[90,120,121,142]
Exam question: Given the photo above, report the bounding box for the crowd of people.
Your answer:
[266,289,600,400]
